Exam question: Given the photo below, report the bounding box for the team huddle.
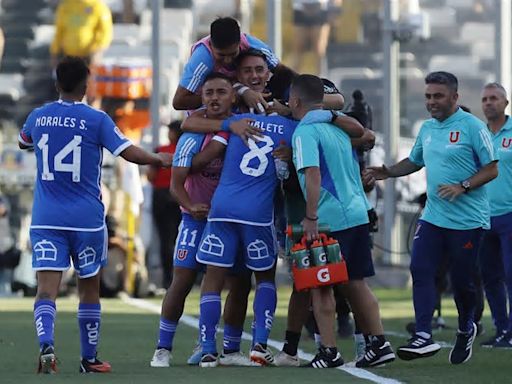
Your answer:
[20,16,512,375]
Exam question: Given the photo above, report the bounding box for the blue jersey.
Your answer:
[209,114,297,225]
[409,108,498,230]
[487,116,512,217]
[179,34,279,93]
[19,100,131,231]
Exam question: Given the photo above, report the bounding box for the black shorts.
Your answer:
[331,224,374,280]
[293,9,329,26]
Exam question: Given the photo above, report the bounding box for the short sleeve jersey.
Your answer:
[172,131,229,213]
[18,100,131,231]
[486,116,512,217]
[409,108,498,229]
[292,110,369,232]
[209,113,297,225]
[179,34,279,93]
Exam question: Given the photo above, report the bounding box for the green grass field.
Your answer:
[0,288,510,384]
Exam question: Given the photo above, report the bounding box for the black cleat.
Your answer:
[356,341,395,368]
[303,347,344,368]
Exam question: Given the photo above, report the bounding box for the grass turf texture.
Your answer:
[0,288,510,384]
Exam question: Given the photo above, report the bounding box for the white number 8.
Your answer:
[239,136,274,177]
[37,134,82,182]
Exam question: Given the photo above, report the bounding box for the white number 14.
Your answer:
[37,134,82,182]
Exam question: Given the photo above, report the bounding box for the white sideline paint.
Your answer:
[122,297,403,384]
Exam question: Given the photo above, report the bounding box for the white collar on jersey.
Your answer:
[57,99,85,106]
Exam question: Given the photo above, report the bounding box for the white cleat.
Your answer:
[273,351,300,367]
[150,348,172,367]
[219,351,261,366]
[200,353,219,368]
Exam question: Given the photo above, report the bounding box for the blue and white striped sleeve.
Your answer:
[173,133,202,168]
[472,121,498,166]
[246,35,280,70]
[179,45,215,93]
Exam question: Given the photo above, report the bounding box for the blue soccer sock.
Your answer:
[199,293,221,355]
[253,282,277,346]
[34,300,56,349]
[223,324,242,353]
[78,303,101,361]
[157,318,178,350]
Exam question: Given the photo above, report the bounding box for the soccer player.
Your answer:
[172,17,294,113]
[290,74,394,368]
[369,71,498,365]
[195,111,298,368]
[150,73,256,367]
[479,82,512,348]
[18,56,172,374]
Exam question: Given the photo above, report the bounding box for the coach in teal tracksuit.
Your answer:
[479,82,512,348]
[370,71,498,365]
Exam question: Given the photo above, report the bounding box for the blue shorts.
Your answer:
[173,213,207,271]
[331,224,374,279]
[30,227,108,279]
[196,221,277,271]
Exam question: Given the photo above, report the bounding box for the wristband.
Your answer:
[237,86,250,96]
[305,215,318,221]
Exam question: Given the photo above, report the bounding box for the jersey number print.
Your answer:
[37,134,82,182]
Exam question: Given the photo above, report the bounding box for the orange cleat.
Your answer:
[79,358,112,373]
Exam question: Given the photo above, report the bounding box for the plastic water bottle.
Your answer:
[274,157,289,180]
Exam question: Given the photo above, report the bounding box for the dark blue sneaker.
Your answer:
[449,322,477,365]
[397,334,441,361]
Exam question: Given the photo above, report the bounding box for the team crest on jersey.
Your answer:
[502,138,512,148]
[78,247,97,268]
[449,131,460,143]
[247,240,270,260]
[176,249,188,261]
[199,235,224,257]
[34,240,57,262]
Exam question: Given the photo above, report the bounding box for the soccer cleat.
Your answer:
[79,357,112,373]
[150,348,172,367]
[219,351,261,366]
[187,344,202,365]
[273,350,300,367]
[355,341,395,368]
[199,353,218,368]
[397,334,441,361]
[250,343,274,366]
[449,322,477,365]
[480,330,508,348]
[37,344,57,374]
[303,348,344,368]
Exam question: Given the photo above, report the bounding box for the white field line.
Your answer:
[121,296,403,384]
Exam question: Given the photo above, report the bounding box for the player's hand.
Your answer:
[360,129,376,151]
[241,89,271,113]
[229,118,263,146]
[157,152,173,167]
[272,144,292,162]
[189,203,209,220]
[361,168,376,191]
[302,217,319,242]
[367,165,390,180]
[266,99,291,117]
[438,184,465,201]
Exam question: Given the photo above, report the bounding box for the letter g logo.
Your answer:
[317,268,330,283]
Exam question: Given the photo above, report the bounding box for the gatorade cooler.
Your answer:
[291,234,349,291]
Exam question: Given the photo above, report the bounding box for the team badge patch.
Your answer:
[449,131,460,143]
